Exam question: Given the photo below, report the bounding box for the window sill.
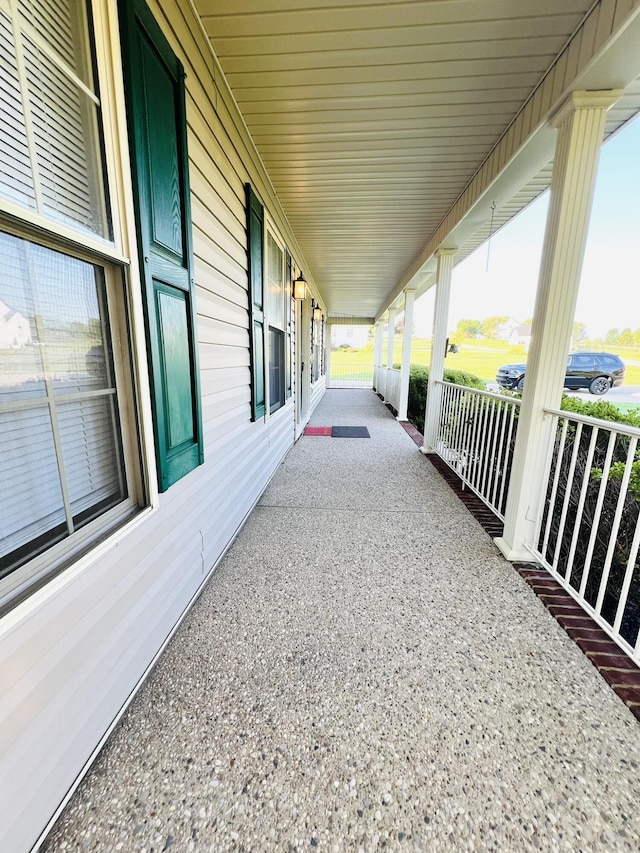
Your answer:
[0,502,156,622]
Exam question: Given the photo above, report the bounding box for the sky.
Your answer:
[413,113,640,340]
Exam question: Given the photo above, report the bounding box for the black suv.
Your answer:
[496,352,625,395]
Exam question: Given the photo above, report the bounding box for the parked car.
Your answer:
[496,352,625,395]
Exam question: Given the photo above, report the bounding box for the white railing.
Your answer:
[385,368,401,412]
[374,364,386,397]
[531,409,640,664]
[329,361,373,388]
[433,381,520,519]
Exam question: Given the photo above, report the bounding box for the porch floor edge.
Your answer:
[405,419,640,722]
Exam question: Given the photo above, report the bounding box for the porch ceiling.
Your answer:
[195,1,637,319]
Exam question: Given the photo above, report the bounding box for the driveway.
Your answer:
[566,384,640,405]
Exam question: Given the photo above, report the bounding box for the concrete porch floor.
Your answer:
[43,390,640,852]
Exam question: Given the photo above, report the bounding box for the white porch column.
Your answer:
[373,320,384,391]
[496,89,622,561]
[422,249,456,452]
[325,321,332,388]
[397,288,416,420]
[384,307,397,402]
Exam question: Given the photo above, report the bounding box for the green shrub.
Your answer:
[406,364,485,433]
[557,397,640,500]
[559,395,640,428]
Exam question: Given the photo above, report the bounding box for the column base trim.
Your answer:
[493,537,537,563]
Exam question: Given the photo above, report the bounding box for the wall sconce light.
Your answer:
[292,271,307,300]
[444,337,459,356]
[313,304,323,322]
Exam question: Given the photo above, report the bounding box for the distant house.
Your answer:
[0,299,31,348]
[331,325,370,349]
[495,319,532,350]
[510,324,533,350]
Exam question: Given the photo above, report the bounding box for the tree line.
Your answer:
[452,316,640,349]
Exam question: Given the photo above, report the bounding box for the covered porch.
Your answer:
[42,391,640,851]
[4,2,640,850]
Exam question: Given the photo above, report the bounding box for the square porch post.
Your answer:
[422,249,456,452]
[396,287,416,421]
[373,320,384,391]
[384,307,397,403]
[495,90,623,561]
[325,320,332,388]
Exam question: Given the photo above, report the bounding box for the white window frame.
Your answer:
[0,0,156,612]
[263,216,291,417]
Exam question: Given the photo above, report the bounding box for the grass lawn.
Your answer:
[609,402,640,414]
[331,338,640,385]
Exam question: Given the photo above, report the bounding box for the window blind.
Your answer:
[0,9,35,208]
[0,0,109,238]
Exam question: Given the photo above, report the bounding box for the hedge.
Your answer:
[406,365,485,434]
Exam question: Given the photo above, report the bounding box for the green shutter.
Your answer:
[119,0,203,491]
[285,251,292,398]
[246,184,266,420]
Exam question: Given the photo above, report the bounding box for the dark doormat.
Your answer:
[331,426,370,438]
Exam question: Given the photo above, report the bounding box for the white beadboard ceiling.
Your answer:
[194,0,640,318]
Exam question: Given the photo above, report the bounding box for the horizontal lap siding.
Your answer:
[310,375,327,414]
[0,1,298,850]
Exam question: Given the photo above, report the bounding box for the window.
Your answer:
[267,232,285,413]
[246,186,293,418]
[268,326,285,413]
[311,309,324,382]
[0,1,140,603]
[0,0,110,238]
[0,234,129,579]
[246,185,265,420]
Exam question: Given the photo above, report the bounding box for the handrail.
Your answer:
[431,382,520,519]
[435,380,522,407]
[544,406,640,439]
[531,408,640,664]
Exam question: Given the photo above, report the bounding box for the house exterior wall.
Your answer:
[0,2,324,850]
[310,374,327,414]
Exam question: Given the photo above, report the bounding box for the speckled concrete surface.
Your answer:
[43,390,640,852]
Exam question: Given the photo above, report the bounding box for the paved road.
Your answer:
[486,383,640,406]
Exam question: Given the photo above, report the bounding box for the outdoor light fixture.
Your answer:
[313,303,322,321]
[444,337,459,356]
[292,271,307,300]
